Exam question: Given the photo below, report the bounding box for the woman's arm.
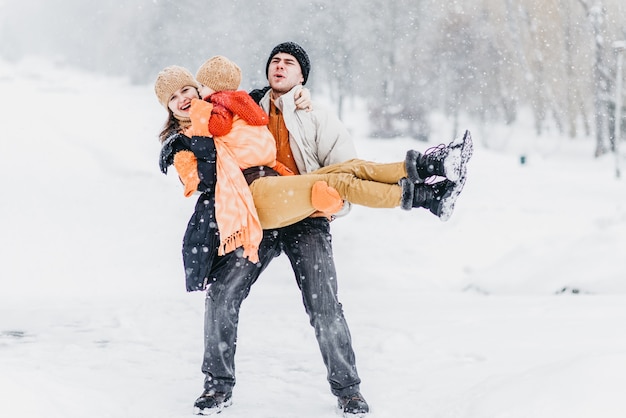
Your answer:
[174,151,201,197]
[161,134,217,197]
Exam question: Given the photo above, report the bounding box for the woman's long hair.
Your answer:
[159,112,181,144]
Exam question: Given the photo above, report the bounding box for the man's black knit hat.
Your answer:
[265,41,311,85]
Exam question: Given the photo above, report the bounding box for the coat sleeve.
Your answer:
[311,107,358,167]
[208,104,234,137]
[210,91,268,130]
[311,107,358,218]
[160,133,190,174]
[188,136,217,195]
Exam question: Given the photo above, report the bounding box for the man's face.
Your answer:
[267,52,304,95]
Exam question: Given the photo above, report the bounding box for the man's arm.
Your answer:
[248,86,270,104]
[310,107,358,218]
[250,86,312,110]
[312,107,358,167]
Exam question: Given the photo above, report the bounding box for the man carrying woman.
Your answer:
[154,42,471,417]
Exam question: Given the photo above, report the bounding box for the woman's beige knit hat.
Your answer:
[195,56,242,92]
[154,65,198,109]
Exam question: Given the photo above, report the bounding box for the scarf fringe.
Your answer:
[218,227,260,263]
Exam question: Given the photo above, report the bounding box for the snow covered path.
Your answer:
[2,289,626,418]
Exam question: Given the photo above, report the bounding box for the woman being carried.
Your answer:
[156,58,472,261]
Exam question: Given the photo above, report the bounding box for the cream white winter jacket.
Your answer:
[259,86,357,216]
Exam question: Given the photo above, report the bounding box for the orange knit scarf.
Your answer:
[213,137,262,262]
[188,97,272,262]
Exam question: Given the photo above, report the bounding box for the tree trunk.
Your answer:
[578,0,610,156]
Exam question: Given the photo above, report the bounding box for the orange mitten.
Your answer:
[173,150,200,197]
[311,181,343,214]
[189,99,214,137]
[208,104,234,137]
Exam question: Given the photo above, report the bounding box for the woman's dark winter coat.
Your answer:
[160,134,222,291]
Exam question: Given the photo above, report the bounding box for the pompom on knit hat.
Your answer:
[154,65,198,109]
[265,41,311,85]
[196,55,242,93]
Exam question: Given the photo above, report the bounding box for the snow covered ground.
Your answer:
[1,58,625,418]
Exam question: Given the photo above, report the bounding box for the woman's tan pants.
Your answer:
[249,159,408,228]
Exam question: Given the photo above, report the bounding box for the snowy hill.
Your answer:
[1,59,626,418]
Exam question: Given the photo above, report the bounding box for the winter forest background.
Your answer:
[2,0,626,156]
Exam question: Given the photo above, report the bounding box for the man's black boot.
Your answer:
[337,392,369,417]
[193,390,232,415]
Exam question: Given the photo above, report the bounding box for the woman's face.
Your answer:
[168,85,199,118]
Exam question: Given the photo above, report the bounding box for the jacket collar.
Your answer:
[261,85,301,113]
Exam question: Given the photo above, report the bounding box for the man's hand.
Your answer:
[294,87,313,112]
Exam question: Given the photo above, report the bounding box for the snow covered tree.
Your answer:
[578,0,612,156]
